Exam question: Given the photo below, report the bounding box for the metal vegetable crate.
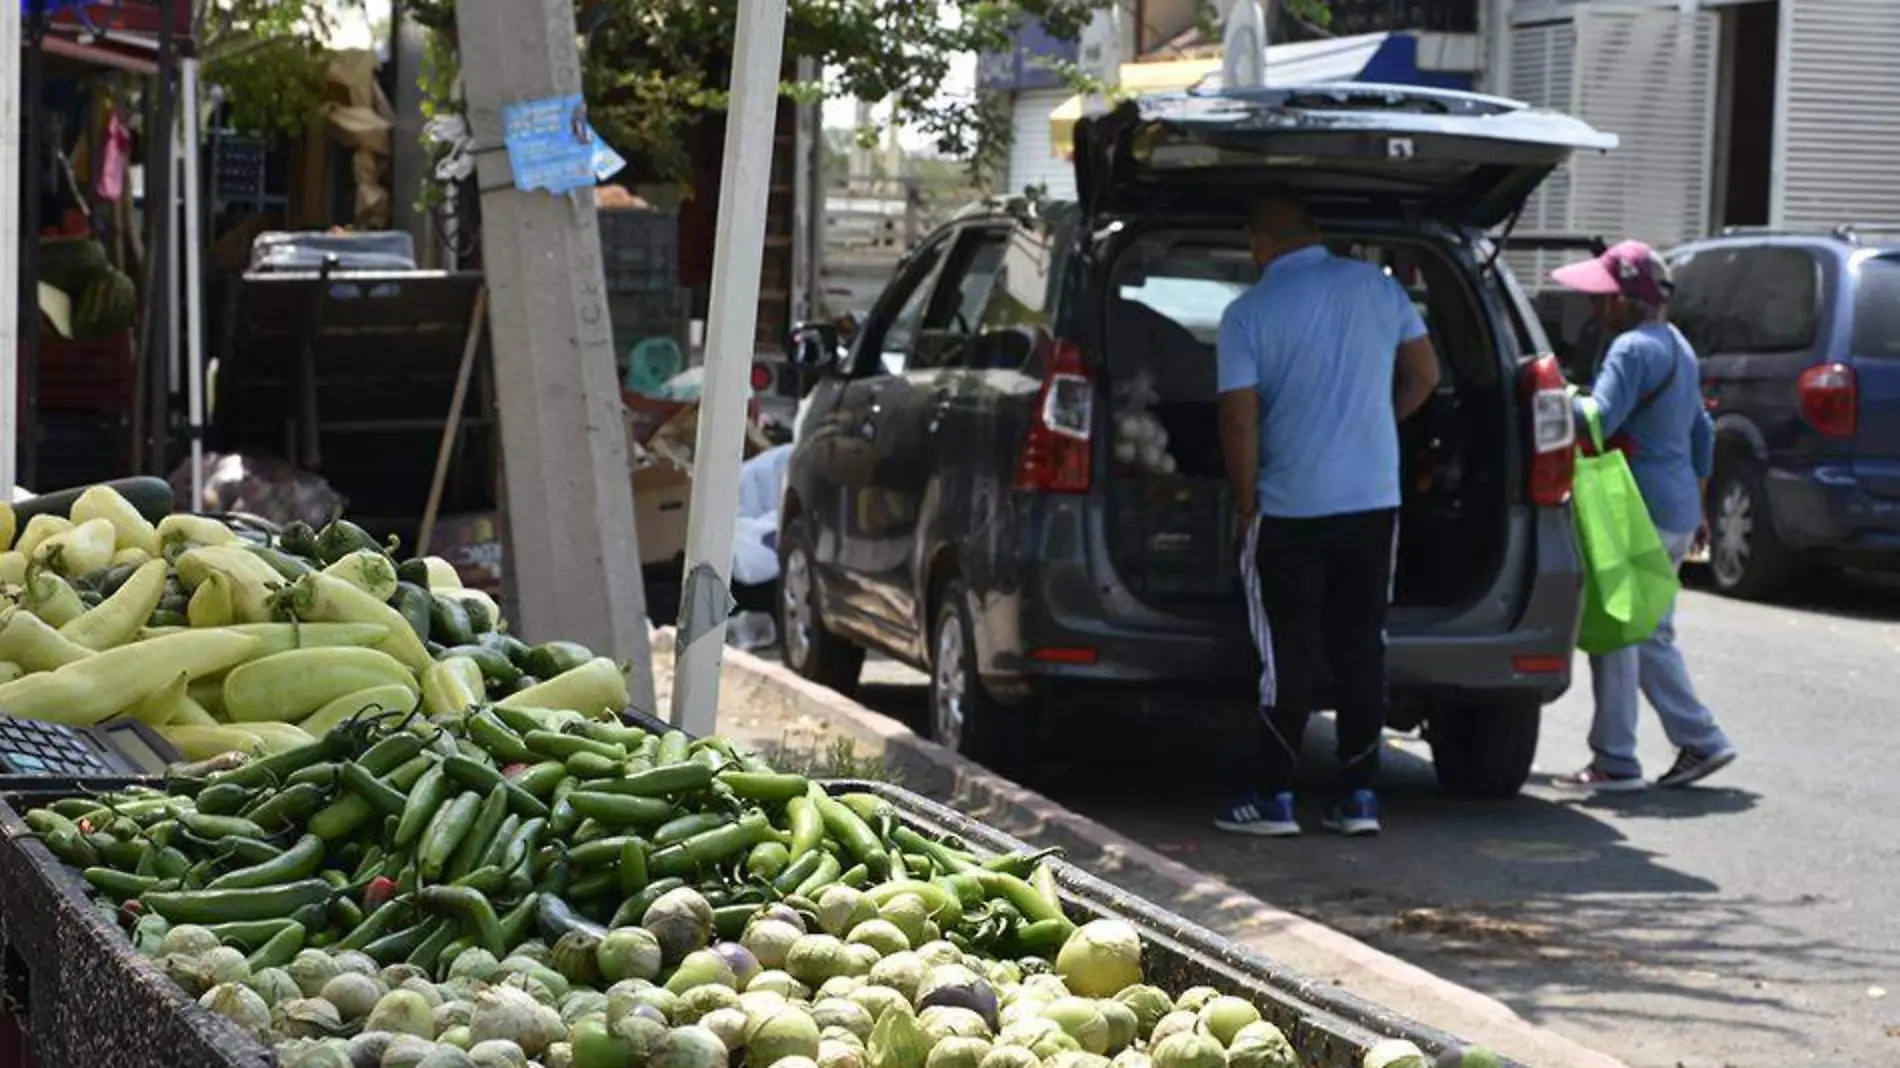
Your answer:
[0,764,1510,1068]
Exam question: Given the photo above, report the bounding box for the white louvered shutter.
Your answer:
[1505,19,1579,291]
[1005,88,1078,201]
[1775,0,1900,229]
[1568,6,1719,250]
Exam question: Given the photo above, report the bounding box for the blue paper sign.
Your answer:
[501,94,624,194]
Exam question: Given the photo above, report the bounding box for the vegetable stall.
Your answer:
[0,482,1505,1068]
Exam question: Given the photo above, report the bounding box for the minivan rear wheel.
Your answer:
[930,580,1033,779]
[1428,699,1541,799]
[1709,460,1797,600]
[778,517,864,694]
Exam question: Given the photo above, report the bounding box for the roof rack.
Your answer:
[1718,223,1900,245]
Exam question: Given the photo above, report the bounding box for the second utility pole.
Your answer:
[454,0,657,710]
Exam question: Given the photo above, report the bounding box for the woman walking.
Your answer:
[1550,241,1739,791]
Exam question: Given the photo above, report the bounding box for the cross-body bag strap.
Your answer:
[1626,337,1682,422]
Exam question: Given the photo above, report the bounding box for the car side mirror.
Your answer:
[788,321,845,376]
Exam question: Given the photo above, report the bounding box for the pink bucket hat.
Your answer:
[1550,240,1674,306]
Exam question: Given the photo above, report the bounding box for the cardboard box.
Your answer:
[633,462,692,564]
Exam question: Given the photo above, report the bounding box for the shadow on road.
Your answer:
[836,666,1897,1063]
[1684,562,1900,623]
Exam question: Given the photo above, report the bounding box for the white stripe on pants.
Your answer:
[1238,517,1299,763]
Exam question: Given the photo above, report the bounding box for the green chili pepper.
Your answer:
[653,811,728,847]
[746,841,791,881]
[816,794,889,880]
[420,885,506,956]
[245,921,307,970]
[466,710,537,764]
[566,792,670,828]
[609,877,686,928]
[406,916,460,971]
[335,896,412,953]
[771,850,826,896]
[284,762,343,789]
[207,833,327,891]
[394,762,451,848]
[598,761,716,798]
[565,752,622,780]
[142,879,333,925]
[179,812,269,841]
[420,792,482,881]
[793,853,844,899]
[449,787,511,882]
[509,761,568,800]
[648,813,773,879]
[207,741,335,791]
[441,755,550,818]
[202,918,302,952]
[623,836,653,893]
[716,771,811,804]
[522,730,625,763]
[498,892,542,948]
[890,826,980,875]
[84,868,161,898]
[339,762,409,819]
[498,817,545,876]
[191,782,254,817]
[654,731,689,766]
[365,921,435,965]
[242,782,327,833]
[785,789,824,860]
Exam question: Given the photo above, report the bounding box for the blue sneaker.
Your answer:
[1322,790,1381,836]
[1213,792,1300,837]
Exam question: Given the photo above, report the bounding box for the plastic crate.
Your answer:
[599,208,680,294]
[1108,475,1236,602]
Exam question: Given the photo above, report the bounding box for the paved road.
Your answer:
[846,574,1900,1068]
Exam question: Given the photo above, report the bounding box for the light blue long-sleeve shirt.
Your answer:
[1576,323,1714,535]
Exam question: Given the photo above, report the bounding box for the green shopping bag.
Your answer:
[1572,402,1680,654]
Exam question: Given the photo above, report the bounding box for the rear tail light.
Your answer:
[1014,338,1095,494]
[1521,354,1575,508]
[750,364,774,392]
[1798,362,1857,437]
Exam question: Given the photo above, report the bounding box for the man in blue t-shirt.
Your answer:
[1214,187,1442,838]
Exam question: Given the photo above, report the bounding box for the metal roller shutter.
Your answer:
[1774,0,1900,229]
[1505,19,1579,291]
[1568,7,1718,248]
[1006,88,1078,201]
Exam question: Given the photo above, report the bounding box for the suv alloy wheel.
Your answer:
[777,517,865,693]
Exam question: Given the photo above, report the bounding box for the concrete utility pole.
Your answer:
[454,0,657,711]
[669,0,789,736]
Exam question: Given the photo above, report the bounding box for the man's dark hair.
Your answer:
[1246,185,1320,241]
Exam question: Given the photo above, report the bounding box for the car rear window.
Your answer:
[1851,256,1900,358]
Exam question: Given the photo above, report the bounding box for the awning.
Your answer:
[1050,32,1405,160]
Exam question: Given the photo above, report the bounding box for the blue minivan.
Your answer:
[1662,229,1900,598]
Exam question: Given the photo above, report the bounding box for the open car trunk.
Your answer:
[1079,83,1615,622]
[1099,228,1511,618]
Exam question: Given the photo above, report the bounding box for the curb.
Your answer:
[649,629,1629,1068]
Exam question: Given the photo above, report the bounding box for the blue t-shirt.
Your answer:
[1216,246,1429,519]
[1576,323,1715,536]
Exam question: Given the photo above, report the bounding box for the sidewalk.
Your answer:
[649,629,1630,1068]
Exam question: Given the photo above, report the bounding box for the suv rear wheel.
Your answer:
[1709,460,1797,600]
[930,580,1033,778]
[1428,699,1541,799]
[778,517,864,694]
